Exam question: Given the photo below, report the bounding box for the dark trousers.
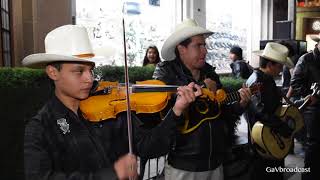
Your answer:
[302,142,320,180]
[250,155,284,180]
[302,107,320,180]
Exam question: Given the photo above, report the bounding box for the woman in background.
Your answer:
[142,45,161,66]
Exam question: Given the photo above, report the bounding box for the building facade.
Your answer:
[1,0,320,68]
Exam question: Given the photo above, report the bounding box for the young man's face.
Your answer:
[47,62,94,101]
[178,35,208,71]
[269,62,283,77]
[229,53,238,61]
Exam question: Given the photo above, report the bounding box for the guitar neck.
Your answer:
[222,84,259,104]
[133,83,260,105]
[299,96,312,110]
[222,91,241,104]
[299,83,320,110]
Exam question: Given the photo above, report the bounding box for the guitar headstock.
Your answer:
[250,82,263,95]
[298,82,320,110]
[311,82,320,97]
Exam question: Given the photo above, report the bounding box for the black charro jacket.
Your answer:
[244,70,285,180]
[291,47,320,98]
[244,69,282,128]
[153,59,242,171]
[24,95,180,180]
[244,69,292,146]
[291,47,320,142]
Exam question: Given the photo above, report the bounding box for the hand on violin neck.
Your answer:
[172,82,202,116]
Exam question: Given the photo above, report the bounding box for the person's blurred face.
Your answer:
[178,35,207,71]
[269,62,283,77]
[147,48,158,63]
[229,53,238,61]
[47,62,94,101]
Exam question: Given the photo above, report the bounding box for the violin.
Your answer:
[79,79,229,122]
[80,79,262,123]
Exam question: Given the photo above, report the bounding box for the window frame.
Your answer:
[0,0,13,67]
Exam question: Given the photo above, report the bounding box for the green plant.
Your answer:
[0,66,245,90]
[0,67,45,88]
[94,65,156,82]
[220,77,246,92]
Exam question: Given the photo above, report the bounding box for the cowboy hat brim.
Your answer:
[253,50,294,69]
[310,34,320,42]
[22,53,96,69]
[161,27,213,61]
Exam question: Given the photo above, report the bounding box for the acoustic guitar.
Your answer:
[251,83,319,159]
[180,83,262,134]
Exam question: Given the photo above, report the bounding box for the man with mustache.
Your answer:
[153,19,251,180]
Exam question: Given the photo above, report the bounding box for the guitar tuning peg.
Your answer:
[310,83,320,97]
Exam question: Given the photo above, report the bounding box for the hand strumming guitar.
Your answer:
[238,84,252,108]
[172,82,202,116]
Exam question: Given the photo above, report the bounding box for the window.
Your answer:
[206,0,251,74]
[76,0,176,66]
[0,0,12,67]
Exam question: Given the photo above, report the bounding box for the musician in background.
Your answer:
[244,42,294,180]
[291,34,320,180]
[153,19,251,180]
[229,45,253,79]
[276,41,295,94]
[23,25,202,180]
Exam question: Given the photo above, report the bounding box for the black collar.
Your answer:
[175,58,208,82]
[48,95,80,121]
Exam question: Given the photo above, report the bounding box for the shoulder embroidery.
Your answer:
[57,118,70,134]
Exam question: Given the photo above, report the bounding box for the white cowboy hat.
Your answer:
[161,19,213,61]
[22,25,97,68]
[310,33,320,42]
[253,42,294,68]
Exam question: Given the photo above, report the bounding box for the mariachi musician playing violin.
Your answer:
[23,25,202,180]
[153,19,252,180]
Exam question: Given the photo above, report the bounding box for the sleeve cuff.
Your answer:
[156,108,183,134]
[95,167,117,180]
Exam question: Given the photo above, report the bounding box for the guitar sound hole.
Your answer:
[285,117,296,130]
[195,100,209,114]
[271,129,285,149]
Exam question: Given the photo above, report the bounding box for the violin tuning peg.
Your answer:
[90,80,99,94]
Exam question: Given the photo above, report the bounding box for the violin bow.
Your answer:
[122,18,134,155]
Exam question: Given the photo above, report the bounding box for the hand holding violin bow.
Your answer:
[114,153,138,180]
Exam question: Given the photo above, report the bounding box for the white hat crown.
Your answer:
[262,42,289,61]
[174,19,198,32]
[22,25,96,68]
[254,42,294,68]
[161,19,213,61]
[45,25,93,56]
